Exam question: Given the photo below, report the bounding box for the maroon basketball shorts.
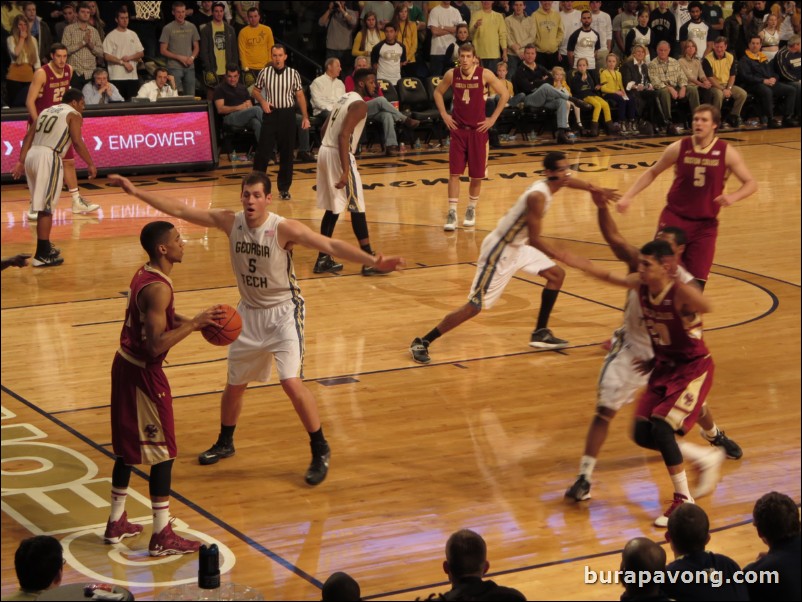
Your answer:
[658,208,719,282]
[449,127,489,179]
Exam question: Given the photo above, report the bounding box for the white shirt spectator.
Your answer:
[428,4,463,56]
[591,10,612,51]
[136,79,179,101]
[559,8,582,57]
[103,27,144,81]
[310,72,346,115]
[371,39,406,84]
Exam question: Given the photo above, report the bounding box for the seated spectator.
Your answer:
[436,529,526,601]
[371,22,406,85]
[744,491,802,602]
[570,57,615,136]
[664,503,750,601]
[551,65,584,134]
[310,57,346,122]
[102,7,145,101]
[6,14,40,106]
[738,34,799,127]
[321,571,362,602]
[622,44,659,129]
[392,3,418,77]
[625,7,652,61]
[352,11,384,59]
[8,535,64,601]
[199,2,238,100]
[679,39,713,106]
[514,44,572,143]
[648,40,699,134]
[619,537,669,601]
[214,64,261,142]
[704,36,747,127]
[443,23,470,75]
[82,67,124,103]
[136,66,179,100]
[773,34,801,91]
[760,12,781,62]
[600,53,637,132]
[486,60,523,113]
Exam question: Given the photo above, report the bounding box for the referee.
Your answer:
[252,44,310,200]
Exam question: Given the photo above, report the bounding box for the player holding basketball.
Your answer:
[103,221,224,555]
[410,151,618,362]
[616,104,757,289]
[564,198,741,505]
[435,43,509,231]
[109,172,405,486]
[313,68,389,276]
[562,236,721,526]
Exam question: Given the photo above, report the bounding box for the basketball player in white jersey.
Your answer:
[12,89,97,267]
[313,68,389,276]
[108,171,405,486]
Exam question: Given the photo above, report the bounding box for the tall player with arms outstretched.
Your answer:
[435,43,509,231]
[616,104,757,290]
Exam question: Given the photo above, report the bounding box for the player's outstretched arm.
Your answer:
[594,197,639,268]
[616,140,682,213]
[108,175,234,232]
[559,250,636,289]
[714,144,757,207]
[563,174,620,203]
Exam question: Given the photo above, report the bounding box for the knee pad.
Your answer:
[149,460,174,498]
[633,419,657,450]
[651,418,683,466]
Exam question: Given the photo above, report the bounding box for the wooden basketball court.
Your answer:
[2,128,800,600]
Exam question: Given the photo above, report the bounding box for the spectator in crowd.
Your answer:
[680,1,709,60]
[361,0,393,29]
[102,7,144,101]
[744,491,802,602]
[371,22,406,84]
[532,0,562,70]
[570,56,614,136]
[451,0,471,26]
[588,0,612,66]
[200,2,238,100]
[428,0,462,77]
[470,1,506,72]
[760,12,781,62]
[85,0,104,40]
[214,64,262,144]
[54,2,76,43]
[777,1,800,46]
[159,1,200,96]
[62,1,103,89]
[486,60,523,114]
[232,1,257,35]
[238,6,273,88]
[1,1,23,33]
[664,504,750,601]
[612,0,638,60]
[6,13,40,106]
[622,44,657,128]
[551,65,583,135]
[738,34,799,127]
[7,535,64,600]
[600,53,637,133]
[650,0,677,59]
[679,39,713,106]
[434,529,526,601]
[774,34,801,91]
[724,1,750,60]
[704,36,747,127]
[392,3,417,77]
[505,0,535,77]
[136,65,179,100]
[625,8,652,62]
[310,56,345,122]
[319,1,357,71]
[701,0,724,54]
[190,0,213,30]
[567,10,600,70]
[619,538,668,602]
[558,0,581,69]
[321,571,362,602]
[673,0,692,45]
[20,2,51,65]
[649,40,698,134]
[515,44,572,144]
[443,23,470,74]
[82,66,124,103]
[128,0,163,60]
[352,11,384,60]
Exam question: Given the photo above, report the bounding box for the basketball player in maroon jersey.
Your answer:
[562,237,722,527]
[103,221,224,555]
[434,43,509,231]
[616,104,757,290]
[25,43,100,222]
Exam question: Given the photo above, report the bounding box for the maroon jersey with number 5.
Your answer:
[451,65,485,128]
[639,281,709,364]
[666,136,729,220]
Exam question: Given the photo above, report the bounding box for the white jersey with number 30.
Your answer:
[32,103,77,157]
[321,92,366,153]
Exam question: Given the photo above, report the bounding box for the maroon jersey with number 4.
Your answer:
[666,136,729,220]
[120,265,176,365]
[639,281,709,364]
[451,65,485,128]
[34,63,73,116]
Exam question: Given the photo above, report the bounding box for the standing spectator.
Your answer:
[738,34,800,127]
[679,2,709,60]
[8,536,64,600]
[392,3,417,77]
[451,0,471,26]
[567,10,600,70]
[310,56,345,122]
[129,1,163,60]
[622,44,658,127]
[679,39,713,106]
[505,0,535,77]
[600,52,636,132]
[470,1,506,72]
[570,56,614,136]
[704,36,747,127]
[532,0,562,70]
[159,1,200,95]
[760,12,781,62]
[352,11,383,60]
[82,66,124,103]
[371,23,405,84]
[588,0,611,66]
[62,1,103,89]
[428,0,462,76]
[625,7,652,62]
[612,0,638,60]
[778,1,801,46]
[190,0,213,30]
[319,1,358,71]
[238,6,273,87]
[6,13,39,106]
[361,1,393,29]
[232,0,258,36]
[723,1,749,60]
[214,64,262,146]
[20,2,52,65]
[774,34,801,92]
[103,7,144,101]
[649,40,698,134]
[650,0,677,59]
[701,0,724,54]
[85,0,105,40]
[1,1,23,32]
[558,0,581,67]
[744,491,802,602]
[54,2,77,43]
[199,2,237,100]
[251,44,310,200]
[673,0,692,47]
[136,65,179,100]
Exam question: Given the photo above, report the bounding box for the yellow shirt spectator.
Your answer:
[238,23,274,71]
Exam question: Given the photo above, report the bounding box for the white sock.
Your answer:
[110,487,127,522]
[69,188,81,203]
[702,424,719,439]
[153,501,170,534]
[670,471,692,501]
[448,198,459,209]
[468,195,479,209]
[579,455,597,481]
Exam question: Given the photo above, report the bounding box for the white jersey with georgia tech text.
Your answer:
[321,91,367,153]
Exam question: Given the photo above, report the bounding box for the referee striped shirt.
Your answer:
[255,66,302,109]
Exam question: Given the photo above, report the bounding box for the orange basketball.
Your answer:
[201,304,242,346]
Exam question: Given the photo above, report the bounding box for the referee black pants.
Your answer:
[253,107,295,194]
